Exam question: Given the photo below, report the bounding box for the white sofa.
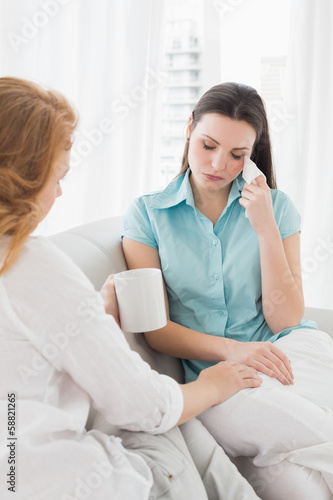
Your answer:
[49,216,186,384]
[49,216,333,429]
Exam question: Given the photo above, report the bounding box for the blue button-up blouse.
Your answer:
[123,169,317,382]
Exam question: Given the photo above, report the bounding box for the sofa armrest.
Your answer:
[49,216,185,383]
[49,216,127,289]
[304,306,333,338]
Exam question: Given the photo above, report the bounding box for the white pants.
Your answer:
[198,329,333,500]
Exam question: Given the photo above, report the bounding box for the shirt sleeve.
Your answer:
[5,237,183,435]
[123,197,158,249]
[273,191,302,240]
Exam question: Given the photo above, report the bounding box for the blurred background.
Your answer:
[0,0,332,309]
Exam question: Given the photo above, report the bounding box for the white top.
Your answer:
[0,237,183,499]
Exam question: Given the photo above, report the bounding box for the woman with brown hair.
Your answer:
[0,77,261,499]
[123,82,333,499]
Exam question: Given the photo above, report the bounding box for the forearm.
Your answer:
[258,226,304,334]
[177,360,263,424]
[144,319,233,361]
[177,380,217,424]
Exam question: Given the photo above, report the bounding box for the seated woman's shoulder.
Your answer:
[21,236,69,266]
[6,236,93,291]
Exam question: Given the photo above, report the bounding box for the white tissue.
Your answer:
[242,156,266,185]
[242,156,266,217]
[114,268,167,333]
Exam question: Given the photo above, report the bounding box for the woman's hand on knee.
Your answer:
[178,360,263,424]
[198,360,263,405]
[226,340,294,386]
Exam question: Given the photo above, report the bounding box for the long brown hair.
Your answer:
[180,82,276,189]
[0,77,78,275]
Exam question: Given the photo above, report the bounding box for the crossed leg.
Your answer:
[197,330,333,499]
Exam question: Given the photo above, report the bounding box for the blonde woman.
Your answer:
[0,77,262,499]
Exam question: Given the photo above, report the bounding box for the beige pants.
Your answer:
[118,418,260,500]
[180,419,261,500]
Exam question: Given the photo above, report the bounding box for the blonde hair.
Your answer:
[0,77,78,275]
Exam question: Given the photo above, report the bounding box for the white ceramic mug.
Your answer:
[114,268,167,333]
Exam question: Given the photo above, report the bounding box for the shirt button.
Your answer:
[214,274,219,280]
[213,239,218,246]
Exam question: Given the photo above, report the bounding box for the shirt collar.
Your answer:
[151,169,246,210]
[151,169,195,209]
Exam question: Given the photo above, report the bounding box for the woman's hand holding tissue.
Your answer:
[239,175,277,236]
[100,274,121,327]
